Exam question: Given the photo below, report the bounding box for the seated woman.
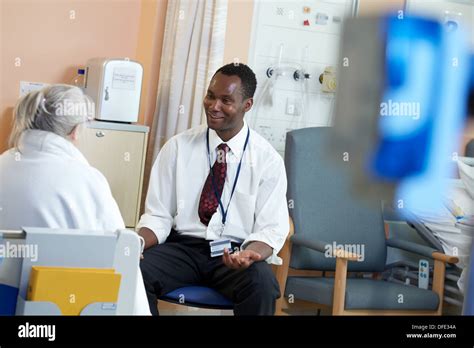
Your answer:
[0,84,150,315]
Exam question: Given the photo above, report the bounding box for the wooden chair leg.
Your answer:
[275,297,290,315]
[432,259,446,316]
[274,217,294,316]
[332,257,348,315]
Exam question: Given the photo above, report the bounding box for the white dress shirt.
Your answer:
[137,120,290,264]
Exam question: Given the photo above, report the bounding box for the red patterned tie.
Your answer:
[198,143,229,226]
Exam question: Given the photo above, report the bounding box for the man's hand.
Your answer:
[222,248,261,270]
[138,227,158,250]
[138,227,159,260]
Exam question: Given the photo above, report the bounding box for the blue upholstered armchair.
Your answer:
[275,127,458,315]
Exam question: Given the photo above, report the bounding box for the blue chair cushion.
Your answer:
[285,276,439,311]
[160,286,233,310]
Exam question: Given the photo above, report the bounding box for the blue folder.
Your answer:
[0,283,19,315]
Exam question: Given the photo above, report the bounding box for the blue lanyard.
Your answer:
[206,127,250,227]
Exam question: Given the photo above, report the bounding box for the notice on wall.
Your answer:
[19,81,49,97]
[112,67,136,90]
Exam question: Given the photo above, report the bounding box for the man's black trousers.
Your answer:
[140,230,281,315]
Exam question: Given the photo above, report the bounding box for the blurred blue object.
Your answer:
[471,54,474,92]
[369,15,471,213]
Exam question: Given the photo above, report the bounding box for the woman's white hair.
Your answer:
[9,84,94,148]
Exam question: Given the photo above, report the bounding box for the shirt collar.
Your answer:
[208,119,248,158]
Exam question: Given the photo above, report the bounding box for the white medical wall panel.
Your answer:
[247,0,357,154]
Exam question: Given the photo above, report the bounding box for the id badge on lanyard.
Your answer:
[206,127,250,257]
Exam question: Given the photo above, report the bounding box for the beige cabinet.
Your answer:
[77,121,149,228]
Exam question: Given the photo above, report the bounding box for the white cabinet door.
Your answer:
[77,127,147,227]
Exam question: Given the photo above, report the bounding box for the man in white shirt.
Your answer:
[137,63,289,315]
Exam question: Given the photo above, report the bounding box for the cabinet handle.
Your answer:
[96,131,105,138]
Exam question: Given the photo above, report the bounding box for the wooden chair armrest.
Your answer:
[287,217,294,240]
[432,252,458,264]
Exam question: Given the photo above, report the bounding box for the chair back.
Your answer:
[285,127,387,272]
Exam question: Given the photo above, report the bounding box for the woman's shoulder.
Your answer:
[67,159,109,186]
[0,147,17,159]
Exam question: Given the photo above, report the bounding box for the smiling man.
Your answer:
[137,63,289,316]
